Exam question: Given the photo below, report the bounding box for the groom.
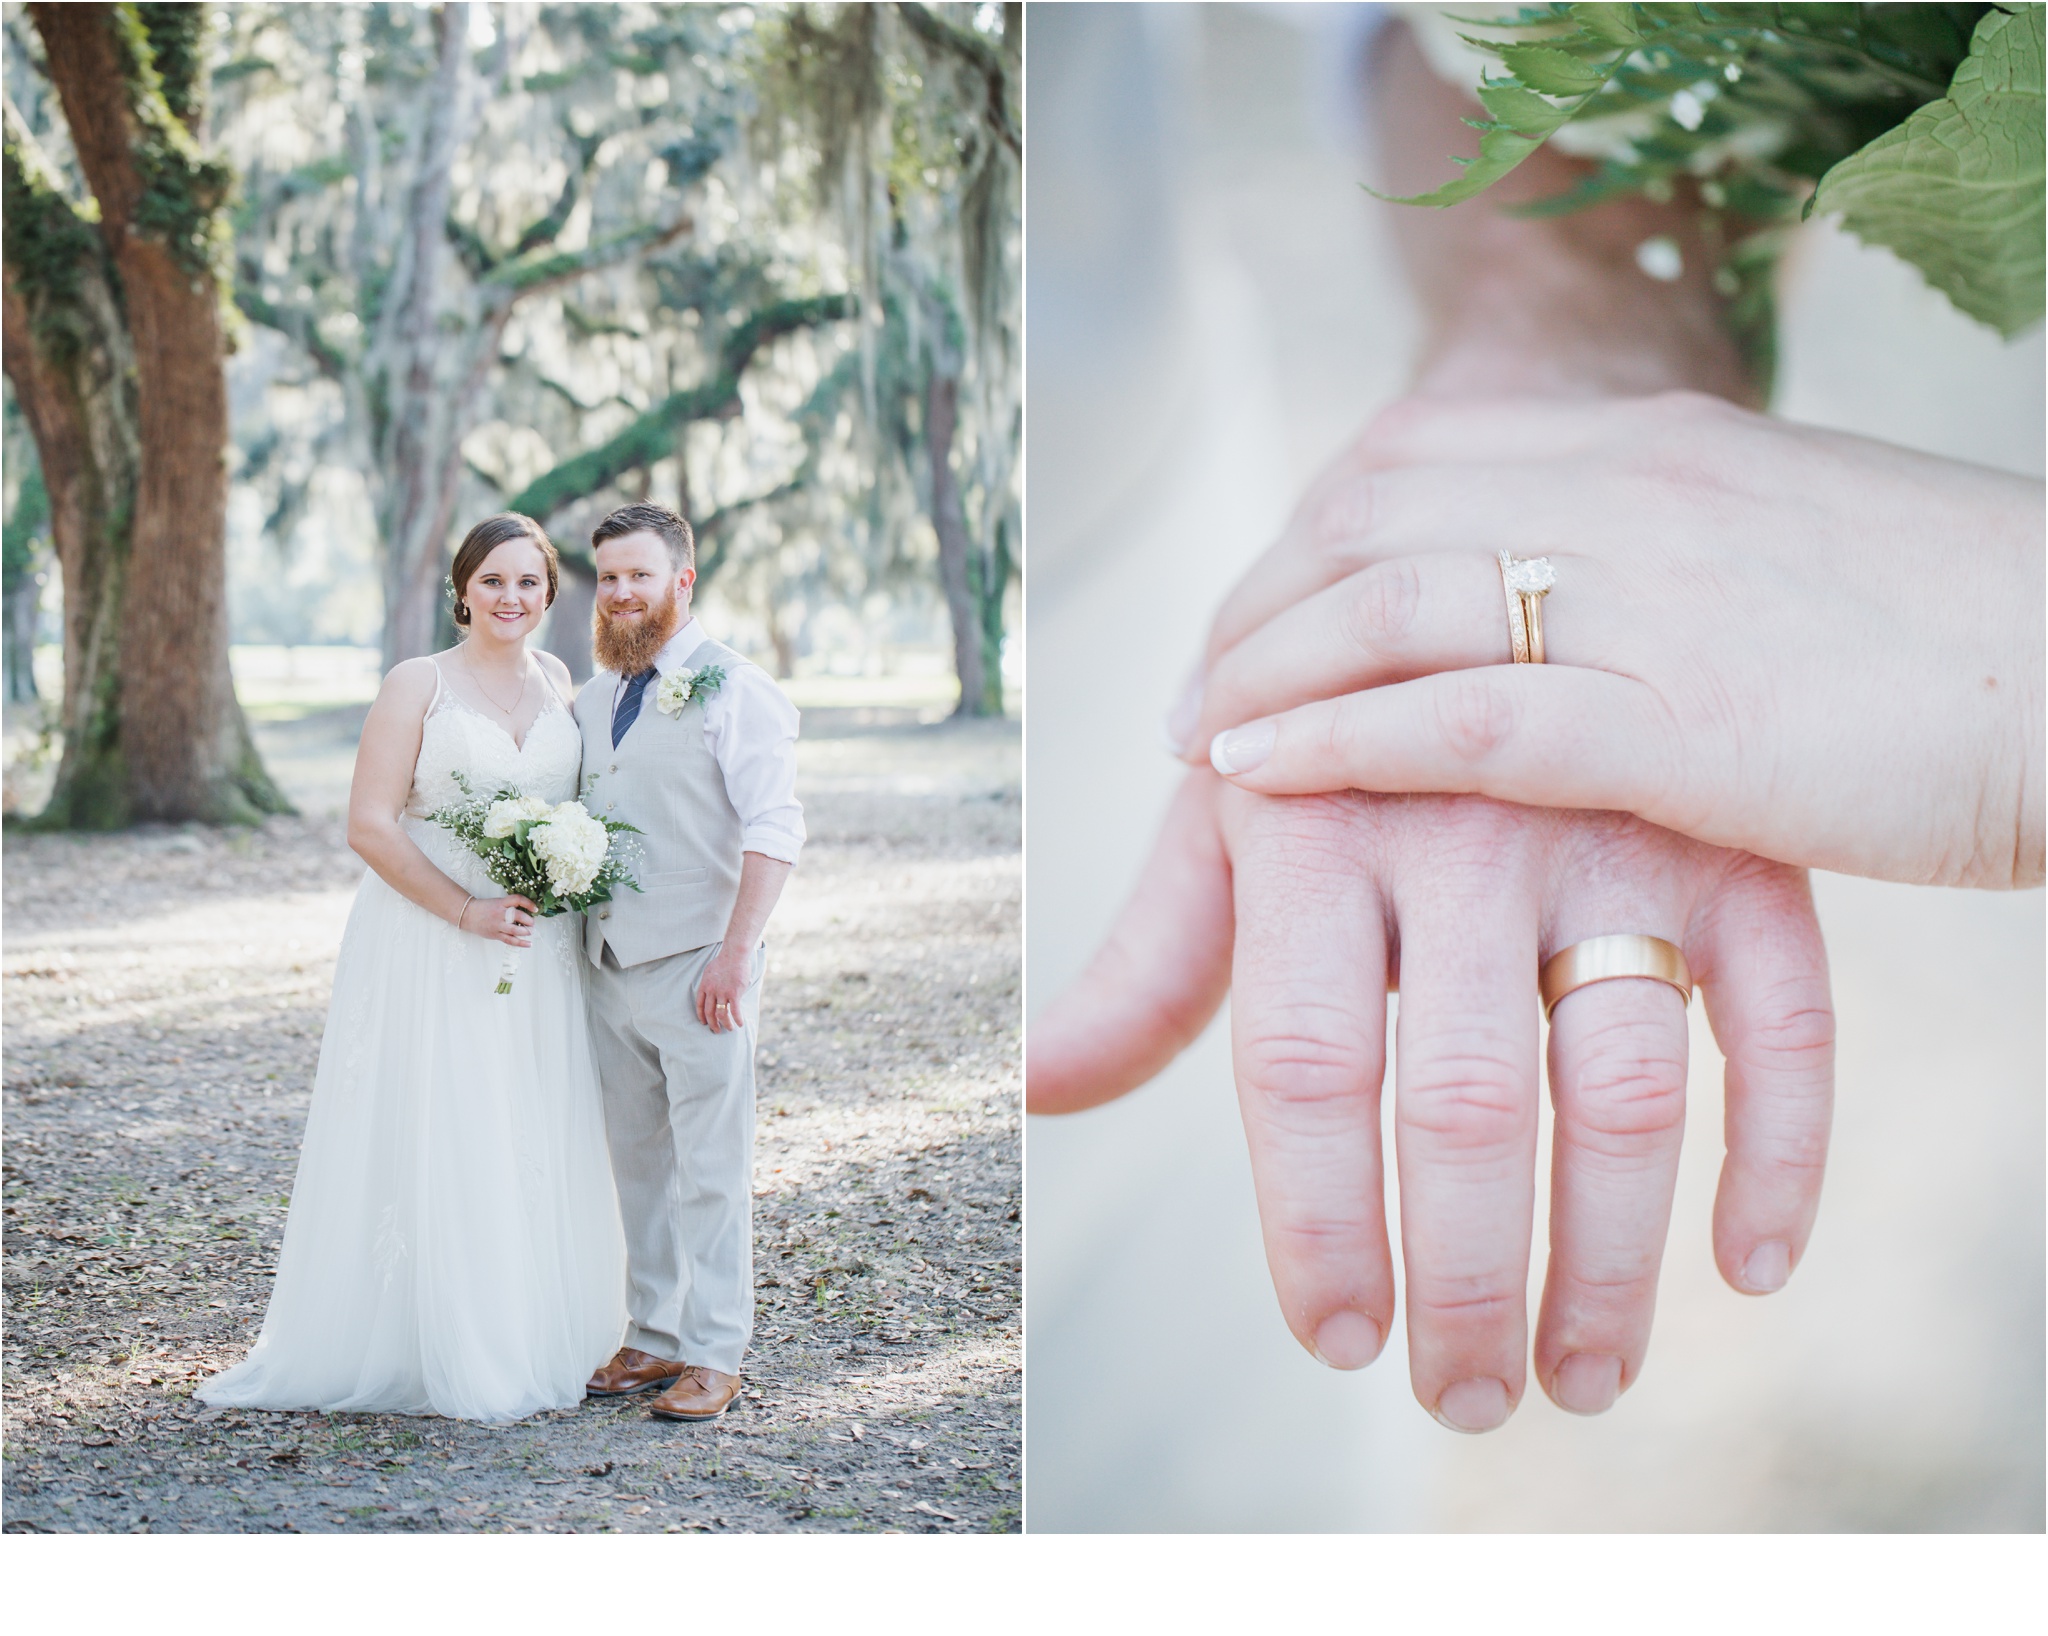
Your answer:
[574,502,802,1422]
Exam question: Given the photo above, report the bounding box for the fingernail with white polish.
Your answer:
[1433,1377,1511,1433]
[1310,1310,1384,1370]
[1740,1240,1791,1294]
[1163,665,1205,755]
[1209,720,1275,777]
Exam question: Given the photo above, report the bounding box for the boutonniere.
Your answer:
[652,663,727,718]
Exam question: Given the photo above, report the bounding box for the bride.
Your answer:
[201,514,625,1422]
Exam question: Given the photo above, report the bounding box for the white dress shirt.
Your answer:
[642,618,805,865]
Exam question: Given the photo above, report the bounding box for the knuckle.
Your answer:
[1398,1040,1529,1155]
[1336,560,1424,656]
[1306,474,1381,570]
[1232,789,1375,861]
[1266,1211,1378,1260]
[1406,1278,1522,1325]
[1753,1125,1830,1179]
[1742,987,1837,1068]
[1433,672,1517,764]
[1238,1004,1377,1119]
[1556,1020,1688,1143]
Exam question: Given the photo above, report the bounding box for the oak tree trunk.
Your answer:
[3,101,140,825]
[373,1,473,670]
[926,368,990,718]
[26,3,287,824]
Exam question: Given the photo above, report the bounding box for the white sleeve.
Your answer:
[701,663,805,865]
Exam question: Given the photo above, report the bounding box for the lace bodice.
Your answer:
[402,659,582,896]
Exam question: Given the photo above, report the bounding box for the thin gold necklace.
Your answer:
[461,644,529,717]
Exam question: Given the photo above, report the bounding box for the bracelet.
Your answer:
[456,893,474,931]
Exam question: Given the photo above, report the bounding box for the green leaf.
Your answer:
[1573,4,1644,48]
[1496,42,1614,97]
[1808,5,2045,337]
[1476,79,1571,131]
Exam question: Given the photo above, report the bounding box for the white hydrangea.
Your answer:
[483,794,552,839]
[532,801,609,896]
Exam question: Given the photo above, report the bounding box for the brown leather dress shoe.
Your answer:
[585,1347,684,1397]
[648,1365,742,1421]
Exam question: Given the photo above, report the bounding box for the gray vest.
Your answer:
[574,639,748,966]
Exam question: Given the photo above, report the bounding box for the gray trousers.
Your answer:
[586,939,763,1375]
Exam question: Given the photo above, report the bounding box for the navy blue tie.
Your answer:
[611,668,655,748]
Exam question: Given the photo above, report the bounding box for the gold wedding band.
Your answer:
[1539,934,1691,1020]
[1497,552,1555,665]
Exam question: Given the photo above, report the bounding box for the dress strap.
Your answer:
[424,654,450,718]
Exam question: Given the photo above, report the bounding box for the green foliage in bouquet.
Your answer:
[1390,3,2043,381]
[429,773,643,920]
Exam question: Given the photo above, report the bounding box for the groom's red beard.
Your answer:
[592,585,682,674]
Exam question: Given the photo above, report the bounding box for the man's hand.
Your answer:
[695,850,792,1033]
[697,943,753,1032]
[1029,772,1835,1427]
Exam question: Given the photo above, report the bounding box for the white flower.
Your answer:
[531,802,609,897]
[483,794,552,839]
[653,668,695,718]
[652,662,727,717]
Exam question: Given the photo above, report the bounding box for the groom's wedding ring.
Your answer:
[1497,552,1556,664]
[1539,934,1692,1020]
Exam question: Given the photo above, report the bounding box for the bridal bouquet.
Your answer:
[428,774,642,993]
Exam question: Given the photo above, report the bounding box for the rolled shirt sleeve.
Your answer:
[701,662,805,865]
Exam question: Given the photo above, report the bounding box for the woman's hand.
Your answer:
[463,894,538,948]
[1181,392,2045,889]
[1029,770,1835,1427]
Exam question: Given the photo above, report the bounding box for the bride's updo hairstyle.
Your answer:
[450,513,560,627]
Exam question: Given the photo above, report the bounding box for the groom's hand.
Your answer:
[1028,772,1834,1426]
[697,945,752,1032]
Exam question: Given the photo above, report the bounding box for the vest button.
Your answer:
[598,909,611,920]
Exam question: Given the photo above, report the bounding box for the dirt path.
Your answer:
[1,708,1020,1533]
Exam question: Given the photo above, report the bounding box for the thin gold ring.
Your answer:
[1497,552,1555,665]
[1539,934,1691,1020]
[1497,552,1531,664]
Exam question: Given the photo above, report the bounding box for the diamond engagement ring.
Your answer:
[1498,552,1556,664]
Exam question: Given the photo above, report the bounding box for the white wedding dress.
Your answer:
[201,660,626,1422]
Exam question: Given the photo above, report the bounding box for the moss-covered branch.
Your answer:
[552,476,807,581]
[231,278,347,379]
[898,2,1020,158]
[95,3,236,284]
[133,2,208,131]
[2,100,110,357]
[485,215,693,297]
[505,292,853,520]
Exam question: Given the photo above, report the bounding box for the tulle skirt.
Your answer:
[201,847,626,1422]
